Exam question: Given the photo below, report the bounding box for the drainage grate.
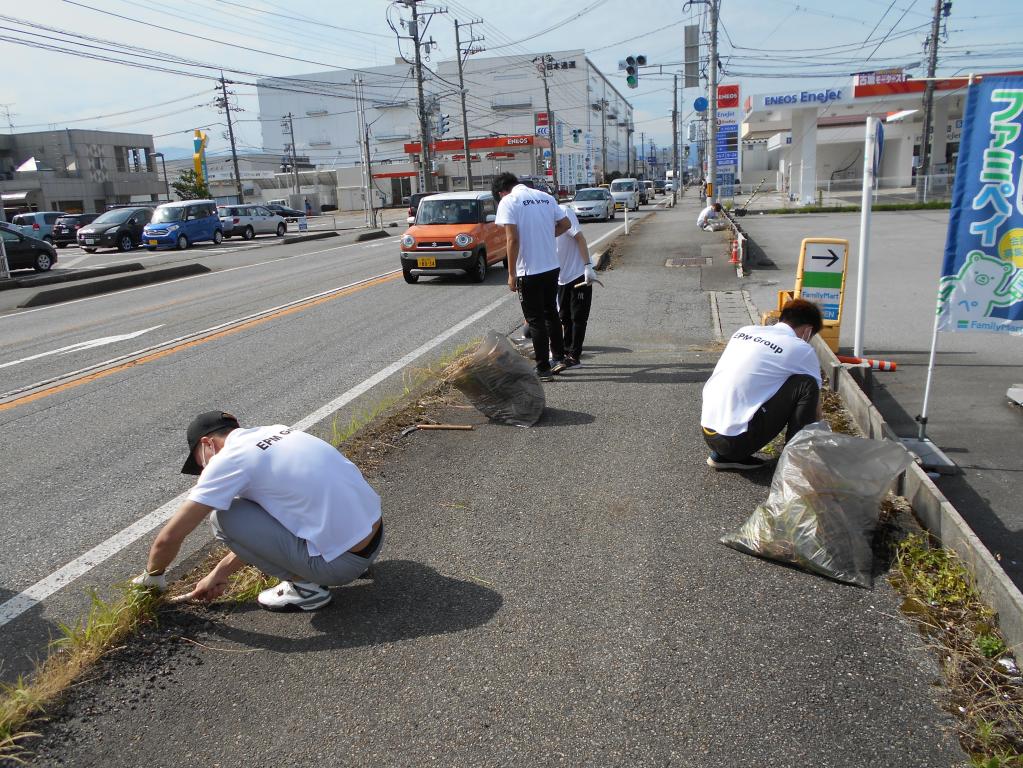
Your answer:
[665,257,712,267]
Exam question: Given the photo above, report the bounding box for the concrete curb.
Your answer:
[19,263,211,308]
[0,263,144,291]
[281,231,339,245]
[811,336,1023,652]
[355,229,392,242]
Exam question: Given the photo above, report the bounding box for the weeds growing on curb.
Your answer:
[0,584,160,763]
[891,534,1023,765]
[754,200,951,215]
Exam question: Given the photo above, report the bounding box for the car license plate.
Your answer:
[148,239,158,246]
[416,257,436,268]
[85,238,95,244]
[615,202,625,209]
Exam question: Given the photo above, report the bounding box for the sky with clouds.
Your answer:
[2,0,1020,161]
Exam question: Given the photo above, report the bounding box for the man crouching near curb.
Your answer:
[700,299,824,471]
[133,411,383,612]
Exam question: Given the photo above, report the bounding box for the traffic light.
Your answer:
[436,113,451,136]
[625,54,646,89]
[571,128,581,143]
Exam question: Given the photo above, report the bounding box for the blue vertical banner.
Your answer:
[938,76,1023,335]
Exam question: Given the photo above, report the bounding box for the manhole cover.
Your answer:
[665,257,711,267]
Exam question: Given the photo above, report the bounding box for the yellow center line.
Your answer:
[0,271,401,413]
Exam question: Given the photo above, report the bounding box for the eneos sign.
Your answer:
[763,88,844,107]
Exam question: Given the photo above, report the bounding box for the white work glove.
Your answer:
[132,570,167,592]
[581,264,603,287]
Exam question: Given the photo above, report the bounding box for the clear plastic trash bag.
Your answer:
[445,331,546,427]
[720,422,913,587]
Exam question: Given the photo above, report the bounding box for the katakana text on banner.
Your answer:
[938,76,1023,335]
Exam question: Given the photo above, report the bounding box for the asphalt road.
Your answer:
[0,201,655,681]
[19,196,964,767]
[740,210,1023,587]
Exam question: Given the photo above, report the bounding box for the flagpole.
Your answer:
[915,74,975,442]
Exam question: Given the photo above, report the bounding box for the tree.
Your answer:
[171,169,210,200]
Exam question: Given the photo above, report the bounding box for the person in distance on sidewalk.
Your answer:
[493,172,572,382]
[700,299,823,471]
[133,411,383,612]
[554,202,598,367]
[697,201,728,231]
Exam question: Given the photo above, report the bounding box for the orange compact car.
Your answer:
[399,191,507,284]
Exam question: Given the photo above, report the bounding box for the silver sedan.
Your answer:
[567,188,615,222]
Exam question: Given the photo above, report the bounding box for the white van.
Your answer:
[609,178,640,212]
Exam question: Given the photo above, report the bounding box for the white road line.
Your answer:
[0,292,513,628]
[0,325,163,370]
[0,239,386,321]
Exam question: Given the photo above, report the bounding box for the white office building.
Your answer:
[255,50,634,205]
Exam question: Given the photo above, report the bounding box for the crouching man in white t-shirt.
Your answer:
[700,299,824,470]
[133,411,383,612]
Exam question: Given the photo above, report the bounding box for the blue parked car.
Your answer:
[143,200,223,250]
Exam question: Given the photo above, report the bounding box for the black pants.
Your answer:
[518,268,564,369]
[702,374,820,460]
[558,276,593,359]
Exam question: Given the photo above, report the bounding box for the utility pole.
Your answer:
[533,54,559,194]
[600,97,608,182]
[454,18,484,191]
[707,0,718,205]
[916,0,946,202]
[672,73,680,203]
[217,74,244,204]
[282,113,299,194]
[640,132,645,178]
[354,76,372,227]
[404,0,444,193]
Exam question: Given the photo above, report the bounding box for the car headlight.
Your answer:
[454,233,472,248]
[401,234,415,248]
[106,226,121,234]
[166,224,179,232]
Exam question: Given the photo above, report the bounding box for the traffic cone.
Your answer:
[729,239,740,264]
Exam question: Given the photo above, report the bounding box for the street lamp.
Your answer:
[151,151,170,202]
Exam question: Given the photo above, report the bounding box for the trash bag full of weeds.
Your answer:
[444,331,545,427]
[720,422,913,587]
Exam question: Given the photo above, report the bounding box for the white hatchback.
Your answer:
[218,205,287,240]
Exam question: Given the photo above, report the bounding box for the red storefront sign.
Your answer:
[404,135,546,153]
[717,84,740,109]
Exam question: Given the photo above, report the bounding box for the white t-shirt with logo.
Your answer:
[555,205,586,285]
[701,324,822,436]
[697,205,718,227]
[495,184,567,276]
[188,425,381,561]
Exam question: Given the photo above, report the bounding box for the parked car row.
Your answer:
[0,222,58,272]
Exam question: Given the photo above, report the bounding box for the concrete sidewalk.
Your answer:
[24,200,964,767]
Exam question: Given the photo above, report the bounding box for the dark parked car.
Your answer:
[52,213,100,248]
[654,180,665,193]
[405,192,432,223]
[265,203,305,220]
[77,206,154,252]
[0,223,58,272]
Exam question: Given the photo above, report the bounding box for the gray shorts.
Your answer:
[209,498,383,585]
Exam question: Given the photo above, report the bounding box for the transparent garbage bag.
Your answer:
[720,422,913,587]
[444,331,546,427]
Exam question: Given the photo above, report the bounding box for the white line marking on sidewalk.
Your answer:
[0,325,163,370]
[0,293,513,628]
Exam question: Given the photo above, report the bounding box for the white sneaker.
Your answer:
[257,580,332,612]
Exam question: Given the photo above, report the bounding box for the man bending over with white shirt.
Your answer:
[133,411,383,612]
[700,299,823,470]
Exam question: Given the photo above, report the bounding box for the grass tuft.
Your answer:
[0,584,160,762]
[892,534,1023,763]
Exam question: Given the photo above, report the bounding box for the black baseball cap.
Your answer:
[181,410,240,475]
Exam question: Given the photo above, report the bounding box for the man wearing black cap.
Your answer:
[133,411,383,612]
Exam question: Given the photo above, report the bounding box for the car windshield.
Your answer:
[574,190,604,201]
[151,207,186,223]
[56,216,82,225]
[91,209,136,226]
[611,181,635,191]
[416,200,479,225]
